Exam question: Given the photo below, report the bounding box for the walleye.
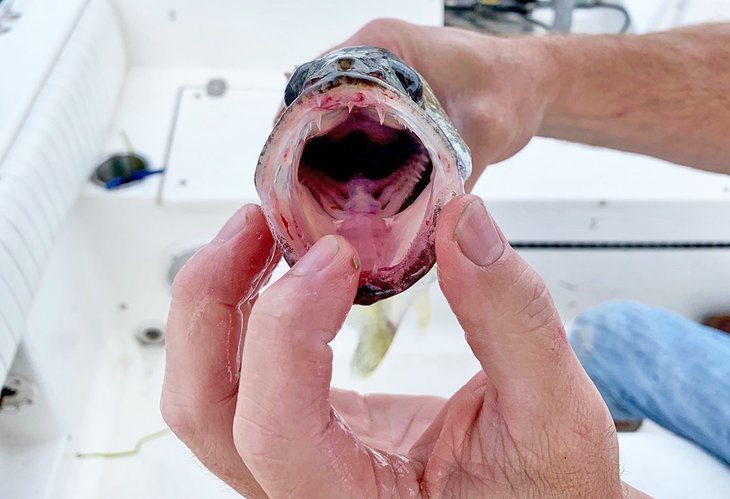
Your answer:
[256,46,471,374]
[349,269,435,377]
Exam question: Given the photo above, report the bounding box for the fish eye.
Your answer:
[391,60,423,103]
[284,63,313,106]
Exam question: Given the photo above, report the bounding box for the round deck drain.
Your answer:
[135,322,166,346]
[0,375,37,413]
[92,153,149,188]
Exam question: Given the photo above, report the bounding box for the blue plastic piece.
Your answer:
[104,168,165,189]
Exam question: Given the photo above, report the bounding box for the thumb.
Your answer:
[435,195,571,402]
[234,236,366,497]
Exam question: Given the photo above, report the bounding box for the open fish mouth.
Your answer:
[298,82,433,222]
[257,70,466,305]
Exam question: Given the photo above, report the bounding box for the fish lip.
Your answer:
[354,237,436,305]
[284,75,427,151]
[257,73,464,305]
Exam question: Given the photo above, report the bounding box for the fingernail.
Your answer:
[292,235,339,275]
[455,199,504,267]
[213,204,256,243]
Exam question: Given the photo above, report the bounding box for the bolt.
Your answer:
[206,79,228,97]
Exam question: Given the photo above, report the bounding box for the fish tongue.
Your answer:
[336,214,389,275]
[344,181,378,214]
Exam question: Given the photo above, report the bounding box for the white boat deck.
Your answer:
[1,1,729,498]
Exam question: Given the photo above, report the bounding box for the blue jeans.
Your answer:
[570,301,730,466]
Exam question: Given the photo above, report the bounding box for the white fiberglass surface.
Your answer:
[3,1,730,498]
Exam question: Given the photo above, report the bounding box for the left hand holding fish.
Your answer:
[161,197,648,498]
[160,204,441,498]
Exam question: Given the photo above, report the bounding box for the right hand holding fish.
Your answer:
[331,19,556,191]
[161,196,647,498]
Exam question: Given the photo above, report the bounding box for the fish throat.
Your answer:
[298,107,434,219]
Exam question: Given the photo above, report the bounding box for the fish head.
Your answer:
[256,46,471,305]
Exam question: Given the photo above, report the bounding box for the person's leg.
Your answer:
[703,313,730,334]
[570,301,730,466]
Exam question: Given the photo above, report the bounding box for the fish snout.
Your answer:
[323,55,372,75]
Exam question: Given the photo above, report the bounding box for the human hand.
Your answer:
[331,19,557,190]
[160,205,444,497]
[162,198,646,498]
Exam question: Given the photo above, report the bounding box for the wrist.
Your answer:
[534,33,642,140]
[453,32,563,176]
[529,34,582,137]
[496,34,565,140]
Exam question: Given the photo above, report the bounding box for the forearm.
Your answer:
[538,24,730,174]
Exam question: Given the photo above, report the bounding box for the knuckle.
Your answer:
[232,411,285,465]
[353,18,411,56]
[359,17,404,37]
[512,264,562,334]
[169,247,214,302]
[480,108,517,149]
[169,268,200,303]
[249,300,295,334]
[567,385,615,441]
[160,392,195,439]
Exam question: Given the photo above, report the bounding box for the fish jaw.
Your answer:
[256,76,464,304]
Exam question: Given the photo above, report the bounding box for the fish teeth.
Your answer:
[314,113,322,131]
[347,102,355,113]
[377,107,385,125]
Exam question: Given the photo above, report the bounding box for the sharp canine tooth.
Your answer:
[314,113,322,131]
[347,102,355,113]
[316,94,322,107]
[377,107,385,125]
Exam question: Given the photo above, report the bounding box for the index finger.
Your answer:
[161,204,279,497]
[164,205,279,404]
